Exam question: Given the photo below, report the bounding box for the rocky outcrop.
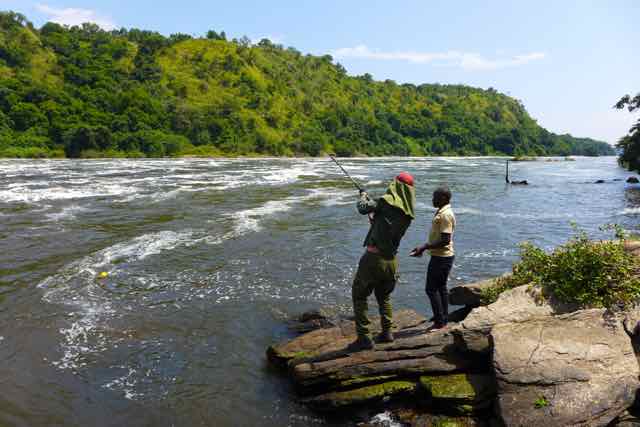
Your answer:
[492,309,640,426]
[451,285,577,354]
[267,309,491,412]
[269,267,640,424]
[613,409,640,426]
[625,241,640,258]
[267,310,426,368]
[291,325,474,390]
[448,278,498,307]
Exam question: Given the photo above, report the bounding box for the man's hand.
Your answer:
[359,188,367,196]
[410,246,425,257]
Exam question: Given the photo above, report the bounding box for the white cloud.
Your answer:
[36,3,116,30]
[251,34,285,45]
[332,45,545,71]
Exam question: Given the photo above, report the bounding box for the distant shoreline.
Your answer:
[0,154,617,161]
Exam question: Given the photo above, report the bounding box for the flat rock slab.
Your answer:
[492,309,640,427]
[452,285,577,354]
[267,310,426,368]
[420,373,496,402]
[267,310,490,409]
[303,380,418,410]
[291,323,474,389]
[419,373,497,414]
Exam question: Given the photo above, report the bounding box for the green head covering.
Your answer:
[381,178,416,219]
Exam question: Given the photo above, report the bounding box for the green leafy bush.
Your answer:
[481,226,640,308]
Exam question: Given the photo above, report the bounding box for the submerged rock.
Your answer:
[492,309,640,427]
[289,308,341,333]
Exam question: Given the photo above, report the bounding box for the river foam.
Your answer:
[39,230,199,371]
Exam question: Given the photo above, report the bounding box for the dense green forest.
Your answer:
[0,11,614,158]
[615,93,640,171]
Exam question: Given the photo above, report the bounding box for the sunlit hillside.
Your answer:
[0,11,614,158]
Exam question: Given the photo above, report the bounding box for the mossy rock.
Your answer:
[266,346,317,368]
[420,374,476,400]
[433,416,474,426]
[419,374,496,414]
[304,380,417,409]
[337,374,398,388]
[393,409,484,427]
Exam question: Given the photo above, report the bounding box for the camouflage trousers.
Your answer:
[352,251,398,338]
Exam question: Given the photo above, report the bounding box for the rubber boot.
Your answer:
[376,329,394,343]
[347,335,374,352]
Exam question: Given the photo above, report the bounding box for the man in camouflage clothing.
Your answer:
[349,172,416,351]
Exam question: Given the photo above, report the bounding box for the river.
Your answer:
[0,156,636,426]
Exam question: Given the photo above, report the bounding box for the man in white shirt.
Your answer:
[410,186,456,329]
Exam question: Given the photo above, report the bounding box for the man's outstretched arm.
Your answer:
[410,233,451,257]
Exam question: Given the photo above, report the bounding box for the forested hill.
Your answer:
[0,12,614,158]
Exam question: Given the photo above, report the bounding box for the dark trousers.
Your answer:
[425,255,454,324]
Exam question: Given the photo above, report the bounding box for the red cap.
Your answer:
[396,172,414,187]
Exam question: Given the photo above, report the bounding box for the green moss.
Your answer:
[338,375,397,387]
[420,374,476,400]
[285,350,313,359]
[268,348,317,364]
[266,346,314,369]
[319,380,417,407]
[432,418,470,427]
[452,404,474,414]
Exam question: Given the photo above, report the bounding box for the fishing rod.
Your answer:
[329,155,363,192]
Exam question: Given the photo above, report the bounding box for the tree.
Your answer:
[9,103,47,131]
[64,125,99,157]
[615,92,640,171]
[206,30,226,41]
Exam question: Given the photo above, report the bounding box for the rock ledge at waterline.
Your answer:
[267,274,640,425]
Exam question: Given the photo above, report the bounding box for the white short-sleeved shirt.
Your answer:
[427,204,456,257]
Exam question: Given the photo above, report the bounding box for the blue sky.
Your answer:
[3,0,639,144]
